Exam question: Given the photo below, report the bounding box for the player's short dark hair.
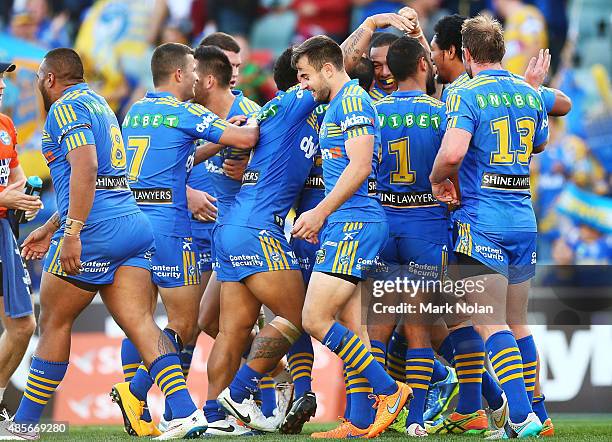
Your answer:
[194,45,232,87]
[348,57,374,90]
[43,48,84,82]
[387,37,427,82]
[273,46,298,92]
[151,42,194,87]
[369,32,399,55]
[462,15,505,64]
[198,32,241,53]
[291,35,344,72]
[433,14,466,61]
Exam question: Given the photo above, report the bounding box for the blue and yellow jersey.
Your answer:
[200,90,260,218]
[375,90,448,238]
[223,86,318,230]
[320,79,385,223]
[296,104,328,216]
[368,82,388,101]
[446,69,549,232]
[121,91,228,236]
[42,83,139,224]
[445,72,556,115]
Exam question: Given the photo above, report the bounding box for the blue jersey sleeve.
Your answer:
[338,95,377,141]
[445,90,478,134]
[433,106,447,144]
[49,101,96,156]
[534,104,549,147]
[539,86,556,114]
[178,102,228,144]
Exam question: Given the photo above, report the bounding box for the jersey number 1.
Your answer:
[388,137,416,185]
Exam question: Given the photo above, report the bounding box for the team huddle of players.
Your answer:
[6,5,572,441]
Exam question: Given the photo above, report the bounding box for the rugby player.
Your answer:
[430,15,548,438]
[292,35,412,438]
[368,36,449,437]
[112,42,258,436]
[12,48,205,440]
[427,13,571,435]
[0,61,41,415]
[203,46,320,435]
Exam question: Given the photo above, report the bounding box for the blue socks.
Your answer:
[203,399,226,423]
[323,322,396,395]
[405,348,434,426]
[121,338,141,382]
[437,334,455,365]
[449,326,484,414]
[229,364,264,403]
[532,394,549,423]
[430,358,449,384]
[517,335,538,403]
[260,376,276,418]
[149,353,196,419]
[370,339,387,368]
[486,330,532,423]
[15,357,68,424]
[287,333,314,398]
[387,331,407,382]
[345,365,375,430]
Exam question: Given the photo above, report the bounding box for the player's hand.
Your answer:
[227,115,247,126]
[524,48,551,89]
[291,208,326,244]
[364,13,414,34]
[0,179,43,211]
[24,201,44,222]
[60,234,82,275]
[223,157,248,181]
[21,224,54,260]
[187,187,218,221]
[397,7,422,37]
[432,179,459,205]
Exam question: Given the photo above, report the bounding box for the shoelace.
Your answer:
[0,409,12,421]
[368,394,381,409]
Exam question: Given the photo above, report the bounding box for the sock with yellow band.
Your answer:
[149,353,196,419]
[14,357,68,424]
[405,348,434,426]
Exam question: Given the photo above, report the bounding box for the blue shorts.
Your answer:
[313,221,388,280]
[377,236,449,282]
[193,227,214,274]
[214,224,300,282]
[290,236,319,283]
[151,234,200,288]
[44,212,155,286]
[453,220,537,284]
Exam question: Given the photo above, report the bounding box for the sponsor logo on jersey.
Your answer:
[242,169,260,185]
[0,158,10,186]
[0,130,11,145]
[132,187,173,204]
[340,115,373,132]
[304,175,324,190]
[378,190,440,208]
[95,175,129,190]
[481,172,530,191]
[474,244,505,262]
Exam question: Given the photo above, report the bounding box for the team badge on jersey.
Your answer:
[315,248,326,264]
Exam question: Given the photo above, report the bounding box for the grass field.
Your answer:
[32,415,612,441]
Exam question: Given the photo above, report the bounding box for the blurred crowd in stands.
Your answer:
[0,0,610,281]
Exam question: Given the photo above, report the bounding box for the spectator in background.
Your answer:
[553,225,612,265]
[207,0,259,36]
[234,35,276,104]
[293,0,351,42]
[9,0,70,48]
[525,0,567,75]
[492,0,547,75]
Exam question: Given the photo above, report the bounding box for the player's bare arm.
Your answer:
[430,127,471,205]
[21,212,60,260]
[341,13,414,72]
[217,117,259,148]
[187,185,217,221]
[194,141,224,164]
[292,133,374,243]
[62,144,97,275]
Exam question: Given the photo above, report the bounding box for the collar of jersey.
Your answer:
[476,69,510,77]
[62,82,88,95]
[145,90,177,99]
[331,79,360,104]
[391,90,423,97]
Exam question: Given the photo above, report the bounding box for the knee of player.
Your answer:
[301,308,325,340]
[198,312,219,338]
[8,314,37,341]
[268,316,302,345]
